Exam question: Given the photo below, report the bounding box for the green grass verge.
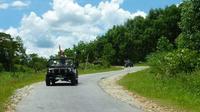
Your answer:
[134,63,148,66]
[118,69,200,112]
[0,72,44,112]
[79,66,122,75]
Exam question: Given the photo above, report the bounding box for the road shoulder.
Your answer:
[5,82,42,112]
[99,67,178,112]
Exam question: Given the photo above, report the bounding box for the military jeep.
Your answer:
[124,59,133,67]
[46,58,78,86]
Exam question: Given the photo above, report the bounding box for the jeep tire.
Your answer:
[51,79,55,86]
[46,75,51,86]
[75,78,78,84]
[71,74,78,86]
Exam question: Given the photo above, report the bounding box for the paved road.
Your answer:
[16,67,146,112]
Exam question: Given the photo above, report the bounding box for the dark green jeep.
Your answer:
[46,58,78,86]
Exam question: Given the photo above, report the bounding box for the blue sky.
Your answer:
[0,0,51,28]
[0,0,182,57]
[78,0,181,12]
[0,0,181,29]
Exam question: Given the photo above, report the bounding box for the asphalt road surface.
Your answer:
[16,67,146,112]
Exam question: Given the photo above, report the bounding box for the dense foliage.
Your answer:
[148,49,200,76]
[0,33,47,73]
[179,0,200,51]
[63,0,200,78]
[64,5,181,65]
[148,0,200,77]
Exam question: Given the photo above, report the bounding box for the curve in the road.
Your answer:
[16,67,146,112]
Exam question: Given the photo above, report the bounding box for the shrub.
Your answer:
[148,48,200,76]
[0,63,4,72]
[157,36,173,52]
[13,64,33,72]
[78,63,109,70]
[101,59,111,68]
[176,33,200,52]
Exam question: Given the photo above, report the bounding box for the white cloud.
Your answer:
[131,11,147,18]
[11,1,30,8]
[0,3,9,9]
[0,1,29,10]
[176,2,183,7]
[112,0,124,4]
[5,27,19,36]
[2,0,146,57]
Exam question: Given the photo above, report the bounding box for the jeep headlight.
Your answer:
[68,68,71,72]
[48,69,50,73]
[48,69,54,73]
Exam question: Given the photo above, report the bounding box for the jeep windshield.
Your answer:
[48,58,74,67]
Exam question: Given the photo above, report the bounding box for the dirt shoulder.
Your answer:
[5,82,42,112]
[99,68,179,112]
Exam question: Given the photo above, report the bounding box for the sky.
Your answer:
[0,0,182,57]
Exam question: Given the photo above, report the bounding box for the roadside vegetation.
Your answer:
[0,71,44,112]
[119,69,200,112]
[134,62,148,66]
[64,3,181,66]
[119,0,200,111]
[0,33,48,112]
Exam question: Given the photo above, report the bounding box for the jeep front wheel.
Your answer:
[46,75,51,86]
[71,78,76,85]
[71,76,78,85]
[75,78,78,84]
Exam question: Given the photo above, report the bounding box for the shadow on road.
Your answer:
[49,82,80,86]
[52,83,71,86]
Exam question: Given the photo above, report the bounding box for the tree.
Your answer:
[61,4,181,65]
[28,54,47,72]
[64,48,75,58]
[0,33,23,71]
[102,43,115,64]
[157,36,173,52]
[179,0,200,51]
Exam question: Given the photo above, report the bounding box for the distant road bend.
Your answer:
[16,67,146,112]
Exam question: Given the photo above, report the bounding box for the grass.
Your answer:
[79,66,122,75]
[0,71,44,112]
[135,63,148,66]
[0,66,122,112]
[118,69,200,112]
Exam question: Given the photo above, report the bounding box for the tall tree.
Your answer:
[179,0,200,51]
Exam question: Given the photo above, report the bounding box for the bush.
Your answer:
[78,63,108,70]
[0,63,4,72]
[14,65,33,72]
[101,59,111,68]
[157,36,173,52]
[148,48,200,76]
